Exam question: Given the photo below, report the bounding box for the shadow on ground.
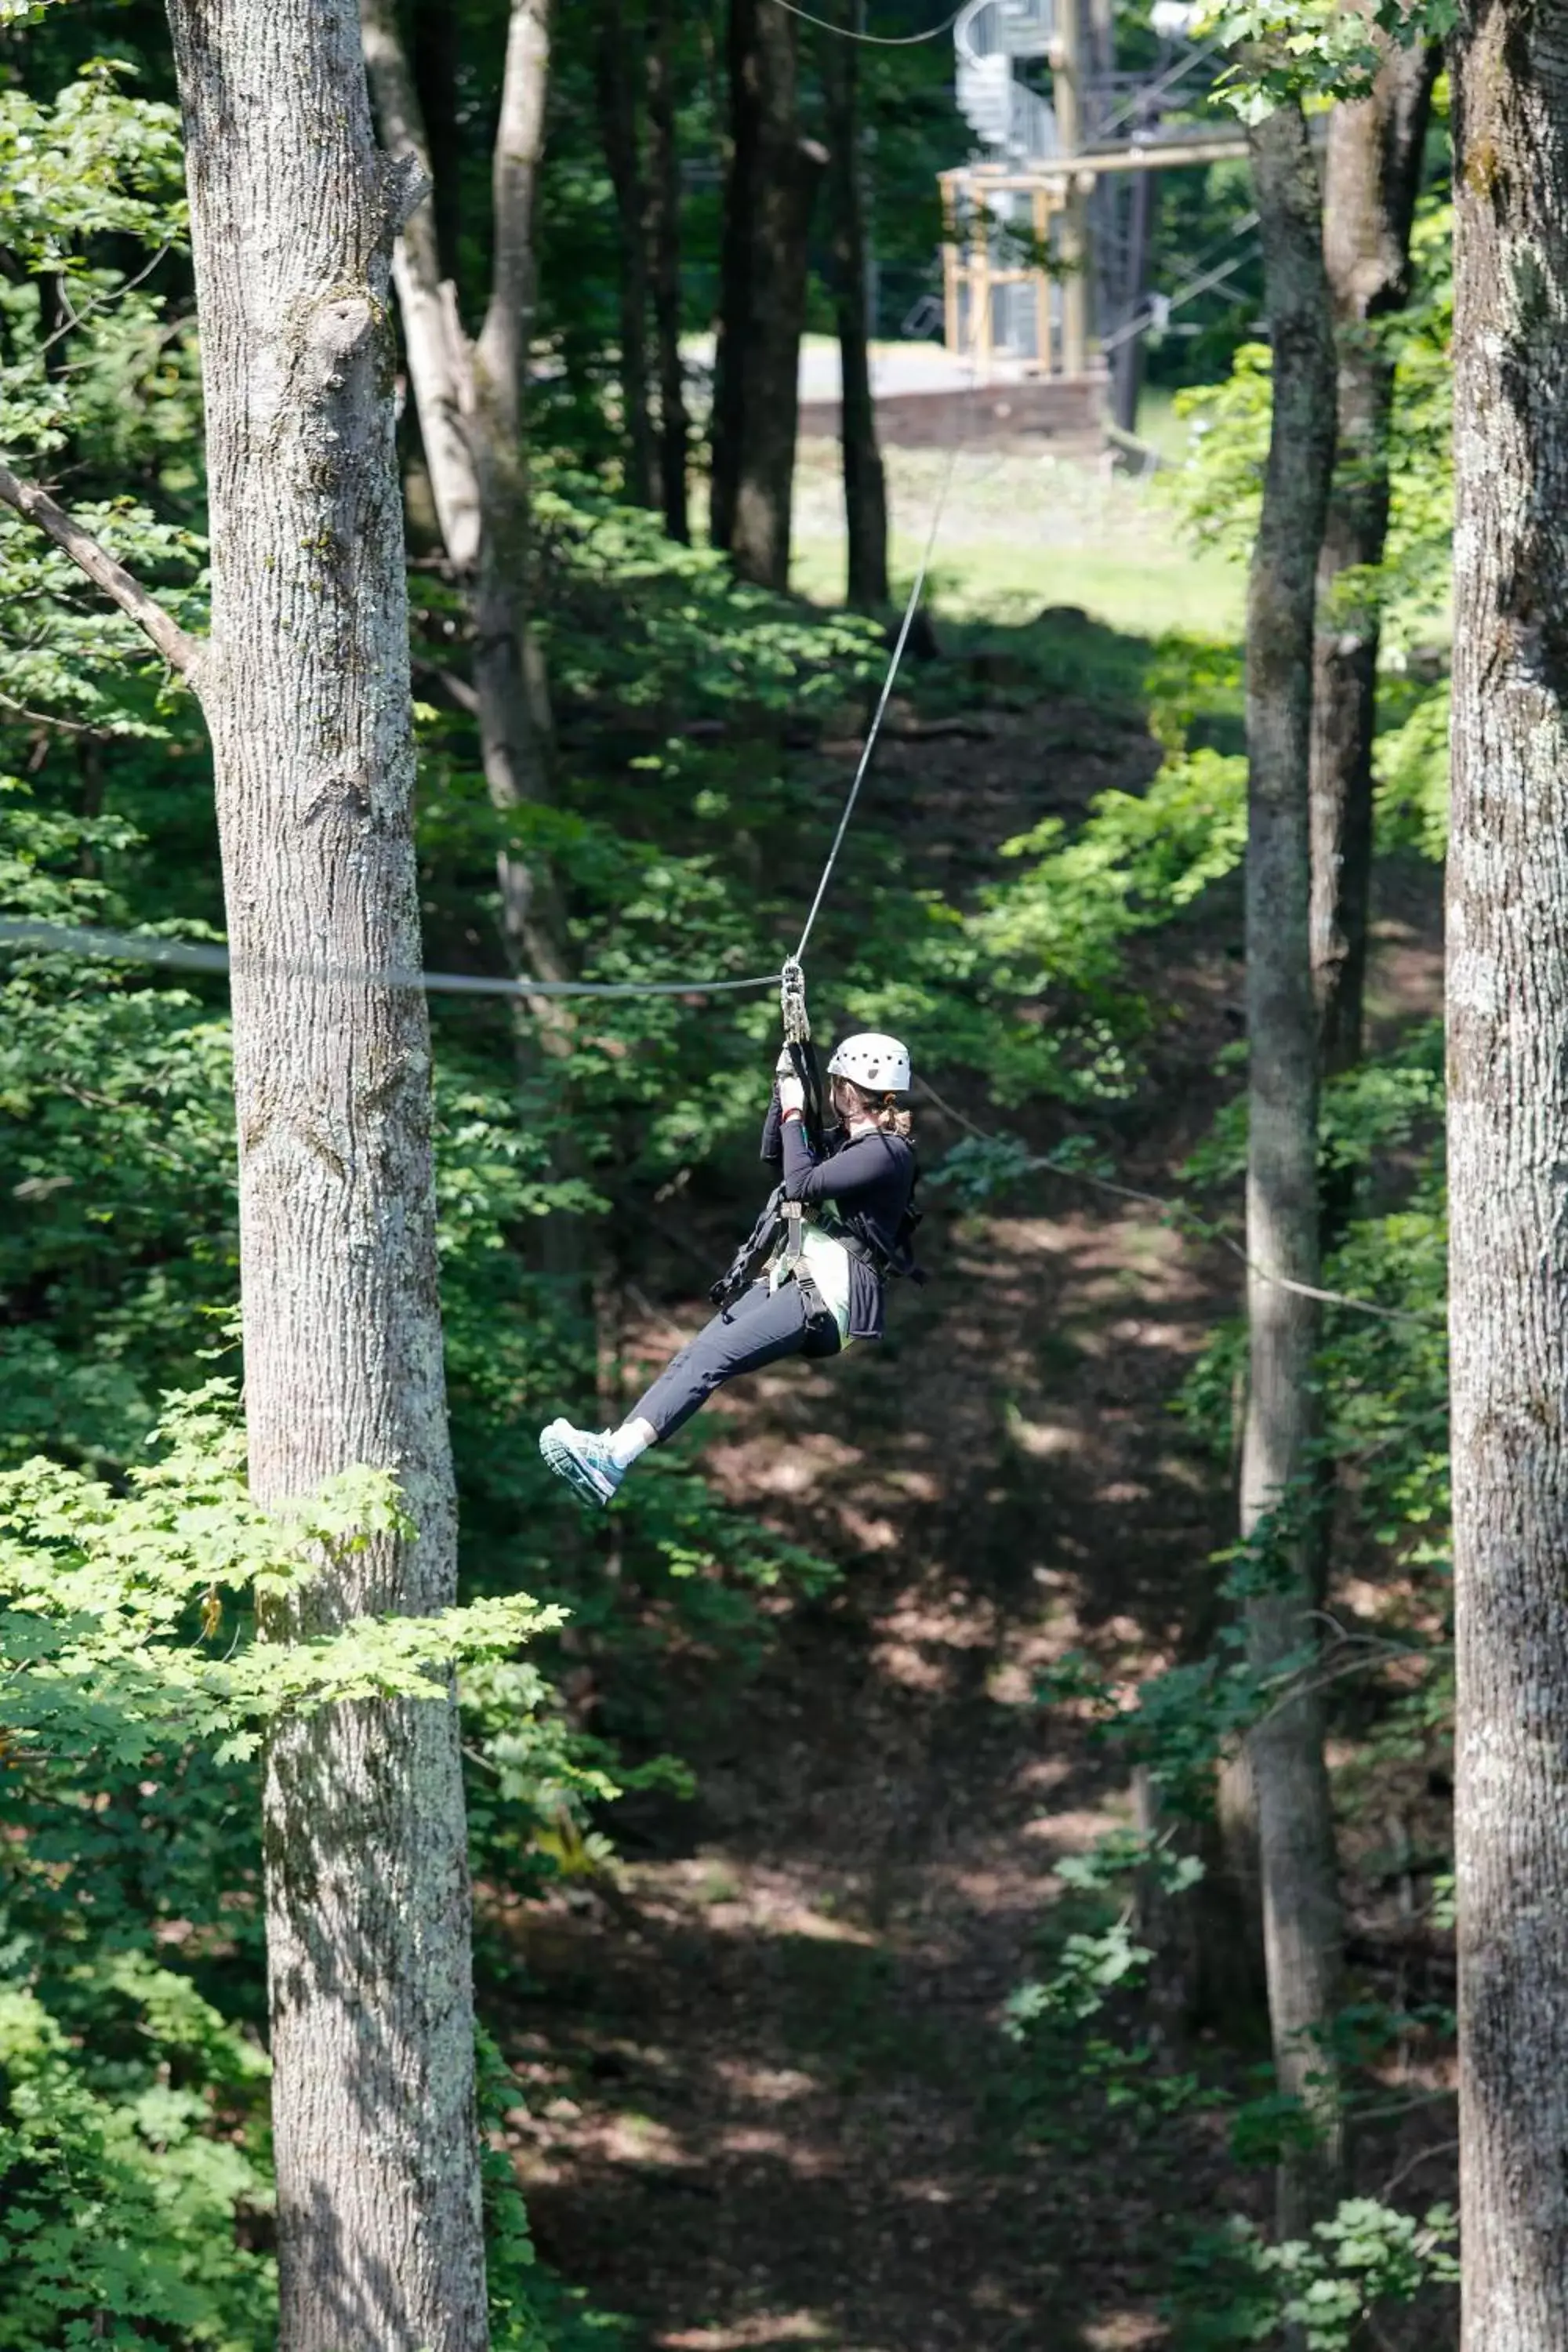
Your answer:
[482,604,1447,2351]
[496,1185,1240,2351]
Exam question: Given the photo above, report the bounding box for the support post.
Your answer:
[942,172,961,354]
[972,195,993,380]
[1033,183,1052,369]
[1054,0,1090,375]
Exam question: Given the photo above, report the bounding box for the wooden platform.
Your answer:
[798,370,1108,449]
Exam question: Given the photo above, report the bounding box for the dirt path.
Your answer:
[499,1165,1244,2350]
[480,679,1280,2349]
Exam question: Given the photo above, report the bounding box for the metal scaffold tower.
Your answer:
[941,0,1250,412]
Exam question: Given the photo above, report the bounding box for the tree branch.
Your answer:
[412,656,481,715]
[0,463,203,680]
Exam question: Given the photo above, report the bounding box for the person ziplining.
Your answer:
[4,279,956,1540]
[539,996,924,1508]
[530,427,949,1518]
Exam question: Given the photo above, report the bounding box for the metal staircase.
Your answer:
[954,0,1232,169]
[953,0,1060,167]
[942,0,1250,389]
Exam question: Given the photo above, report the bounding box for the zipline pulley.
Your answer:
[777,954,826,1160]
[780,955,811,1047]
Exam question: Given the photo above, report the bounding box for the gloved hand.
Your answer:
[775,1045,805,1119]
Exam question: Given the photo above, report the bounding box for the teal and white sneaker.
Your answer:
[539,1418,623,1508]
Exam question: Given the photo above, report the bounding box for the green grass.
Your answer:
[1128,384,1196,466]
[791,440,1244,641]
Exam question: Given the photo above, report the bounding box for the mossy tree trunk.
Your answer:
[162,0,485,2339]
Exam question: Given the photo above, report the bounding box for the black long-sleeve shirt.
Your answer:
[760,1096,916,1340]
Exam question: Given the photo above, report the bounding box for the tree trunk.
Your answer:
[821,0,888,608]
[1240,95,1344,2249]
[595,0,657,506]
[645,0,690,539]
[362,0,568,1004]
[1450,9,1568,2347]
[1310,33,1438,1077]
[471,0,563,989]
[1111,165,1158,437]
[162,0,484,2343]
[710,0,822,590]
[412,0,463,285]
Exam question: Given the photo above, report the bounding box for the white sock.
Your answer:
[608,1417,657,1470]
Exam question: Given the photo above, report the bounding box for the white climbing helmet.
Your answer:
[828,1032,911,1095]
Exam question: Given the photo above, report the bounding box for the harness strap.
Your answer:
[837,1219,928,1288]
[786,1258,839,1355]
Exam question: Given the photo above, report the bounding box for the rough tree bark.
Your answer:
[1240,95,1345,2246]
[5,422,489,2352]
[710,0,823,589]
[1310,31,1438,1076]
[11,0,488,2339]
[646,0,691,540]
[361,0,567,1002]
[595,0,657,507]
[1450,8,1568,2347]
[820,0,888,608]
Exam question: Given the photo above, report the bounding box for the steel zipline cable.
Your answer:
[0,918,782,1000]
[789,289,983,964]
[764,0,967,43]
[2,318,978,1007]
[792,434,963,964]
[2,369,1432,1340]
[0,484,949,1001]
[0,524,943,1003]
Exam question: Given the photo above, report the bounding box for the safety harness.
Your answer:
[707,960,923,1340]
[771,958,835,1341]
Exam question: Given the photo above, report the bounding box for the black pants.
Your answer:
[630,1277,840,1442]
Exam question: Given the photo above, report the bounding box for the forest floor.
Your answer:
[488,487,1448,2350]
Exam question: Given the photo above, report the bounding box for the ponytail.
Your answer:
[836,1076,913,1142]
